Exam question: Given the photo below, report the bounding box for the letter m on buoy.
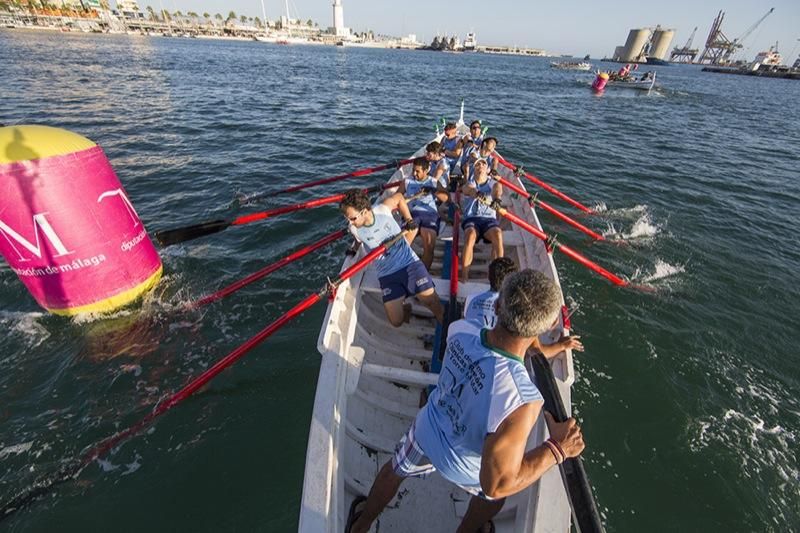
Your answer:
[0,213,73,262]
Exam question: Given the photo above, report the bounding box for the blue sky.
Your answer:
[144,0,800,60]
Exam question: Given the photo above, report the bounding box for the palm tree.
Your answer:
[145,5,155,21]
[214,13,222,27]
[253,17,263,28]
[226,10,236,25]
[239,14,247,25]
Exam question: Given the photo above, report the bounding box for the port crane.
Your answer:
[698,8,775,65]
[670,26,698,63]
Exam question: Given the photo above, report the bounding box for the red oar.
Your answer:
[488,202,627,286]
[155,181,401,246]
[495,156,594,214]
[492,174,605,241]
[244,158,414,202]
[190,228,348,308]
[0,233,402,521]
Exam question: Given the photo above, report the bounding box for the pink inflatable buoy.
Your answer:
[0,125,162,316]
[591,72,609,92]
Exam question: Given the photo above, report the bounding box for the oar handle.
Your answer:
[493,175,604,241]
[496,157,594,214]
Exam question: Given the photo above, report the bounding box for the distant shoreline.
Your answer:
[1,18,558,57]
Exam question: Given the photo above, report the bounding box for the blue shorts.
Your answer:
[392,421,495,500]
[412,211,441,234]
[379,260,435,302]
[462,217,500,243]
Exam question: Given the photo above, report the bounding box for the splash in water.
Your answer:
[603,213,661,241]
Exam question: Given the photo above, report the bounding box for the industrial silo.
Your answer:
[621,28,651,62]
[648,28,675,60]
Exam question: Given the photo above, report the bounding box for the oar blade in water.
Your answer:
[154,219,231,246]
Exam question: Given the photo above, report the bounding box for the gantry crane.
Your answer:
[670,26,699,63]
[698,8,775,65]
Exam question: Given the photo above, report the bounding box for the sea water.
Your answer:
[1,31,798,532]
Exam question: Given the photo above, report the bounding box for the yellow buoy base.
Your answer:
[47,266,163,317]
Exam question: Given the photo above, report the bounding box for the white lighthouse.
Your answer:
[332,0,349,37]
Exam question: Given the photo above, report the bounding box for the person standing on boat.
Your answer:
[399,157,449,270]
[340,189,444,327]
[345,270,586,533]
[441,122,464,176]
[460,157,503,281]
[465,257,584,355]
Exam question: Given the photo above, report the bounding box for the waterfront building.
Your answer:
[115,0,141,19]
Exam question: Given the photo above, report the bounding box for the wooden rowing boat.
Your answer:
[551,61,593,71]
[605,72,656,91]
[299,111,577,532]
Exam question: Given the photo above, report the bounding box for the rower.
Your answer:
[462,136,499,182]
[459,120,484,172]
[340,189,444,328]
[465,257,584,356]
[460,157,503,281]
[399,157,448,270]
[441,122,463,176]
[461,137,498,181]
[425,140,449,190]
[345,270,586,533]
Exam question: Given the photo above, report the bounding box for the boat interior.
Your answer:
[300,123,574,532]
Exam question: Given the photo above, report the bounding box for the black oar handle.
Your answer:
[529,352,605,533]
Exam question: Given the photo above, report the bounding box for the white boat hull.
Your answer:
[300,120,576,532]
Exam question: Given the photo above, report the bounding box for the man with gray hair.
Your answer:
[346,270,586,533]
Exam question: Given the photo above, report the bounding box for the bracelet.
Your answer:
[547,438,567,464]
[543,440,562,465]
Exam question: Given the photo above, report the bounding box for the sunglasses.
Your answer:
[346,209,365,222]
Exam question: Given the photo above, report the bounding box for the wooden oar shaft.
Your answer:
[192,229,349,308]
[233,180,402,227]
[498,208,627,287]
[279,158,413,195]
[155,181,402,247]
[450,191,461,296]
[530,352,605,533]
[0,239,390,521]
[496,157,594,214]
[493,175,604,241]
